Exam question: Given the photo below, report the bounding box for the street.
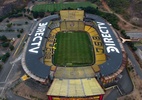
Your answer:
[124,44,142,79]
[0,19,36,99]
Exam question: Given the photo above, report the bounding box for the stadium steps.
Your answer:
[49,21,60,29]
[87,27,96,33]
[92,65,100,72]
[84,25,91,31]
[55,28,60,32]
[54,67,95,79]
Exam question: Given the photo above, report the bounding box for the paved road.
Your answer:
[0,32,27,84]
[6,90,26,100]
[0,58,26,99]
[126,32,142,38]
[5,60,26,100]
[0,20,36,99]
[0,58,14,83]
[0,32,18,38]
[105,68,133,100]
[124,44,142,79]
[137,46,142,51]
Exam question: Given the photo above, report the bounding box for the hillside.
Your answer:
[0,0,30,17]
[106,0,142,26]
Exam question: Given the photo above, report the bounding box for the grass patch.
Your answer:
[32,2,96,12]
[53,31,94,67]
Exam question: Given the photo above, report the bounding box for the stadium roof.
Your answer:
[22,12,123,82]
[85,14,123,76]
[47,78,105,97]
[24,15,59,80]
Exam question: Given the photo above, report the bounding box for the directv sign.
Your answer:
[97,22,120,53]
[29,22,48,53]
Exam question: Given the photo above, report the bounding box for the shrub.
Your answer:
[2,42,9,47]
[25,21,28,24]
[0,35,7,41]
[1,52,10,62]
[9,45,14,51]
[0,64,2,70]
[17,34,21,38]
[19,29,24,33]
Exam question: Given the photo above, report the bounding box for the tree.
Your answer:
[0,35,7,41]
[6,20,9,23]
[0,64,2,71]
[50,11,55,15]
[32,0,35,4]
[33,11,39,18]
[5,52,10,57]
[17,29,19,32]
[9,45,14,51]
[7,23,12,28]
[132,47,137,51]
[2,42,9,47]
[27,9,30,14]
[88,0,98,3]
[17,34,21,38]
[39,12,45,18]
[25,21,28,24]
[1,52,10,62]
[23,8,26,13]
[20,29,24,33]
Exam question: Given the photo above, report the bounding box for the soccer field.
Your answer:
[32,2,96,12]
[53,31,94,67]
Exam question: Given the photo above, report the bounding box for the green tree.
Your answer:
[0,64,2,70]
[17,34,21,38]
[17,29,19,32]
[20,29,24,33]
[25,21,28,24]
[23,8,26,13]
[7,23,12,28]
[33,11,39,18]
[0,35,7,41]
[1,52,10,62]
[27,9,30,14]
[9,45,14,51]
[88,0,99,3]
[32,0,35,4]
[39,12,45,18]
[2,42,9,47]
[6,20,9,23]
[50,11,55,15]
[5,52,10,57]
[132,47,137,51]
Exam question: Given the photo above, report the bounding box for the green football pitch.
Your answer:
[32,2,96,12]
[53,31,94,67]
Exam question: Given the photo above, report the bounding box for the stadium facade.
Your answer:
[21,10,127,100]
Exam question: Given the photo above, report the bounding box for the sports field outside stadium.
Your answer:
[53,31,94,67]
[32,2,96,12]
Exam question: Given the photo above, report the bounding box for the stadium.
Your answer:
[21,10,127,100]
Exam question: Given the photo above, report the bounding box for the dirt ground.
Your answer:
[101,0,142,32]
[3,0,17,5]
[100,1,142,100]
[13,82,47,100]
